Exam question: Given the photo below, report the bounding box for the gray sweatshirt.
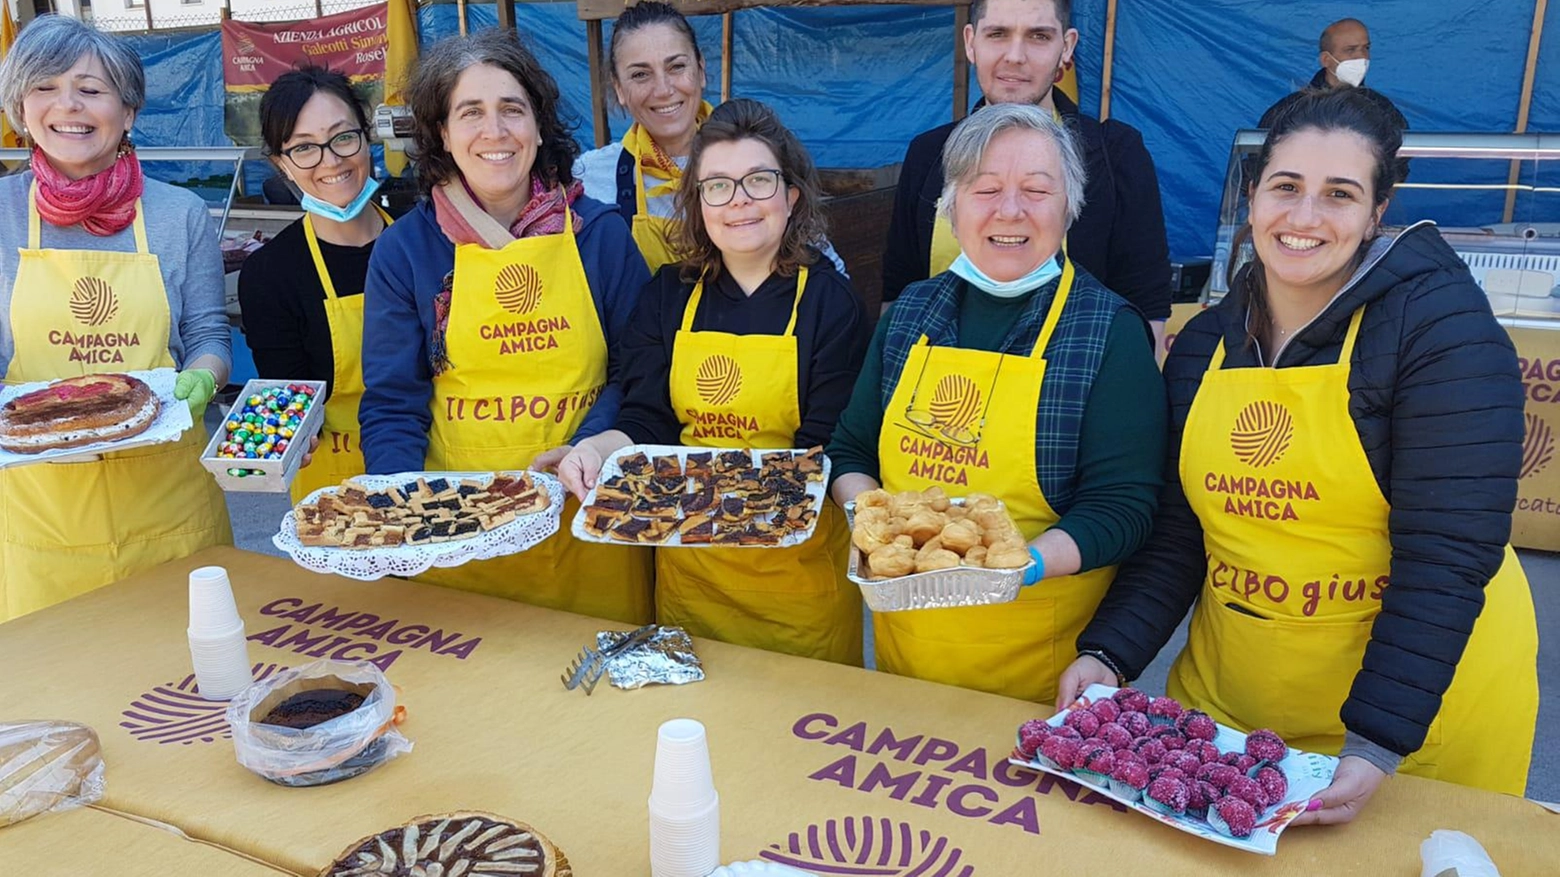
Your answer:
[0,171,230,379]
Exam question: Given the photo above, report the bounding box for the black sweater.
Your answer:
[1077,224,1525,762]
[615,258,868,449]
[881,90,1172,321]
[237,217,376,396]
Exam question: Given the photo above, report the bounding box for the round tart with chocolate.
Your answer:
[319,812,571,877]
[0,372,159,454]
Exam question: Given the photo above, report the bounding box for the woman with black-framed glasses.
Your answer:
[238,65,391,502]
[827,103,1167,703]
[555,99,869,665]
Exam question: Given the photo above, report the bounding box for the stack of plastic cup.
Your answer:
[186,566,252,700]
[649,718,721,877]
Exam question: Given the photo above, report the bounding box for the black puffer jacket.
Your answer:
[1077,222,1524,760]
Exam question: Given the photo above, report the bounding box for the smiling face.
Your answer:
[950,127,1068,282]
[697,137,798,267]
[964,0,1077,107]
[277,90,371,209]
[612,23,706,157]
[1249,128,1384,299]
[440,63,541,208]
[21,53,137,180]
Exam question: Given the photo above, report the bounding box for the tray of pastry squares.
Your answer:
[274,470,562,580]
[571,445,829,548]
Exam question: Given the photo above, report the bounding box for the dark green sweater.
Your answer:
[827,288,1167,571]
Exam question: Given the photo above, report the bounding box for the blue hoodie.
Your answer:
[359,196,649,474]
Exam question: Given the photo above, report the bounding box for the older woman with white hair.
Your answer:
[0,15,231,621]
[828,103,1166,703]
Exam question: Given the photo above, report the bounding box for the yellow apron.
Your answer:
[628,158,678,276]
[289,207,392,504]
[874,260,1116,702]
[418,209,653,624]
[659,269,863,665]
[1170,308,1539,794]
[0,188,231,621]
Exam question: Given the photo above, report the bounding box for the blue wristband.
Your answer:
[1022,545,1046,586]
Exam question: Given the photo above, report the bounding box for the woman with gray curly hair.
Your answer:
[0,15,231,621]
[829,102,1165,701]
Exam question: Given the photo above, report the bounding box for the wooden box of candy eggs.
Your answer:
[199,379,328,492]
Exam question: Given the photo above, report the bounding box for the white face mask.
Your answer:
[1332,57,1369,87]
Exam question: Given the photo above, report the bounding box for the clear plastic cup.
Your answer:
[650,718,717,814]
[188,566,242,634]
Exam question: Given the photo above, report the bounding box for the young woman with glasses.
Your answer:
[556,99,869,665]
[238,65,391,502]
[828,103,1166,702]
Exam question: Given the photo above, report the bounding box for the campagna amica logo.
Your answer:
[494,263,543,315]
[762,817,975,876]
[70,276,118,327]
[928,374,981,432]
[1522,412,1554,479]
[1230,400,1293,468]
[696,354,742,405]
[119,663,286,745]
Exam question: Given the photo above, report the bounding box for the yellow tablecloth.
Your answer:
[0,547,1553,875]
[0,805,297,875]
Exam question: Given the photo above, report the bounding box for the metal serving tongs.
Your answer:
[561,624,658,695]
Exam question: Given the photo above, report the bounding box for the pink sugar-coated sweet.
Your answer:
[1245,729,1288,763]
[1149,766,1188,786]
[1050,724,1083,741]
[1088,699,1121,723]
[1147,696,1184,722]
[1134,738,1168,765]
[1017,721,1050,759]
[1193,780,1221,811]
[1145,776,1190,814]
[1097,721,1134,750]
[1157,731,1187,751]
[1221,751,1259,773]
[1212,796,1258,838]
[1226,774,1267,811]
[1185,739,1222,765]
[1113,686,1152,713]
[1167,751,1203,776]
[1085,748,1116,775]
[1255,765,1289,807]
[1077,740,1114,767]
[1178,710,1219,742]
[1197,763,1241,791]
[1041,736,1082,770]
[1064,709,1102,738]
[1119,711,1152,738]
[1113,747,1146,767]
[1111,759,1150,789]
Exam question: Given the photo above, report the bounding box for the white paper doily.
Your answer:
[273,470,563,581]
[711,862,817,876]
[0,368,191,469]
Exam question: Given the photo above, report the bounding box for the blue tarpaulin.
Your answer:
[121,30,229,193]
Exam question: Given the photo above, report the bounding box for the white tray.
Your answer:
[1007,684,1339,856]
[570,444,829,549]
[844,499,1029,612]
[0,368,191,469]
[199,378,328,493]
[273,470,563,581]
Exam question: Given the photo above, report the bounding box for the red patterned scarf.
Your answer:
[30,145,144,237]
[431,175,582,249]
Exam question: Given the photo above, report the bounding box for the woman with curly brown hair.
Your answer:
[358,30,653,622]
[557,99,868,664]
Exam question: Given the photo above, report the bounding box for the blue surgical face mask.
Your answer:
[948,251,1063,298]
[299,176,381,223]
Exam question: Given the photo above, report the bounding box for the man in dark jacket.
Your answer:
[1258,18,1406,132]
[879,0,1172,349]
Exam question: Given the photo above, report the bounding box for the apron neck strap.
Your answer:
[1029,256,1075,359]
[1207,304,1367,371]
[681,266,809,335]
[28,184,147,253]
[633,160,652,216]
[304,205,393,301]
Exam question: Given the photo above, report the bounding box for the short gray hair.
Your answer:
[939,103,1087,230]
[0,15,146,134]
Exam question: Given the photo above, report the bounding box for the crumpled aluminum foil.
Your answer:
[596,626,704,690]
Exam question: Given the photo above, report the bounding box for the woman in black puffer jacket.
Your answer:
[1059,88,1538,822]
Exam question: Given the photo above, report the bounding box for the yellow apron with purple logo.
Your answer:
[0,188,231,620]
[289,207,392,504]
[418,209,652,624]
[661,269,862,664]
[874,260,1116,702]
[1171,307,1538,794]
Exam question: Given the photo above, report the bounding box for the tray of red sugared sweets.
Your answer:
[1009,684,1338,855]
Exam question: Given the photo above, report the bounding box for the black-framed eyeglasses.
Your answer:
[696,169,784,207]
[897,349,1007,448]
[279,128,367,169]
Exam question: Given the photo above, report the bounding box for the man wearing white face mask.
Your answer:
[1259,18,1406,135]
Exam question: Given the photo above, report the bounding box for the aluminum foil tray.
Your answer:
[845,500,1028,612]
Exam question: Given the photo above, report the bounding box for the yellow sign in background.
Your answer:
[1508,326,1560,550]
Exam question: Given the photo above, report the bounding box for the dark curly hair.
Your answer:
[673,99,826,283]
[405,29,579,197]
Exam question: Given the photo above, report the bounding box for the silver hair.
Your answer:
[0,15,146,135]
[938,102,1087,230]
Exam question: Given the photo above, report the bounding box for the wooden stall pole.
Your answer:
[219,0,230,20]
[587,18,609,147]
[952,4,969,121]
[457,0,467,36]
[1504,0,1548,223]
[721,12,734,102]
[141,0,153,33]
[314,0,324,17]
[1099,0,1118,120]
[497,0,515,31]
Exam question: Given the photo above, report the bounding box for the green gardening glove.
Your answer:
[173,368,217,421]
